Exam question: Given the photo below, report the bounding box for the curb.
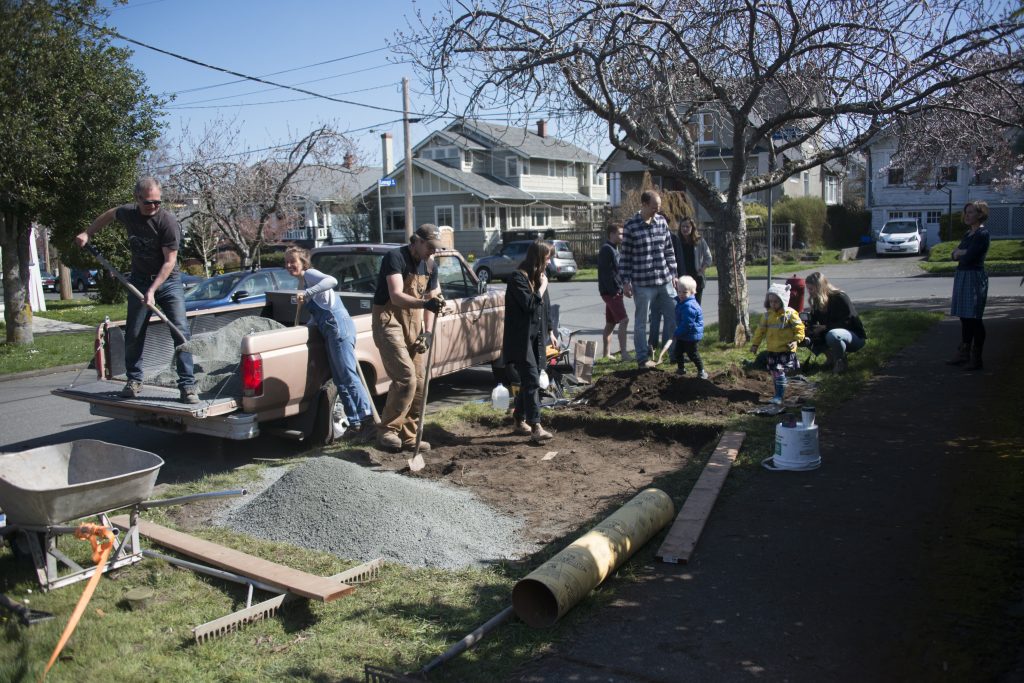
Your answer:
[0,363,90,383]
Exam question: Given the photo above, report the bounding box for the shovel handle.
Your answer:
[409,311,441,467]
[84,244,189,346]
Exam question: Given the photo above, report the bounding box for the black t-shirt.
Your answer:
[372,245,438,306]
[114,204,181,277]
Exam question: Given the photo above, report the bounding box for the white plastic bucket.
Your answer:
[762,422,821,471]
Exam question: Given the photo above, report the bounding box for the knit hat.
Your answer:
[767,281,791,304]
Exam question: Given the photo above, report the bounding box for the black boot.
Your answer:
[964,345,983,371]
[946,343,970,366]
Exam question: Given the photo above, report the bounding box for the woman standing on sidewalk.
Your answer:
[947,201,990,370]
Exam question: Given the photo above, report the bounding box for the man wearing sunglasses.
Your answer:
[75,176,198,404]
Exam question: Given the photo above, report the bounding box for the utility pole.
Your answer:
[403,77,414,240]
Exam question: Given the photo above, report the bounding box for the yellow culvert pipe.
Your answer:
[512,488,675,628]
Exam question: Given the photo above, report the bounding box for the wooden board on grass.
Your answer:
[656,431,745,564]
[110,516,352,602]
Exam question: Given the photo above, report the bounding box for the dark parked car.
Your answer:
[473,239,578,285]
[70,268,98,292]
[184,268,300,312]
[40,271,58,292]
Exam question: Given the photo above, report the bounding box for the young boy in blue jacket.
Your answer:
[673,275,708,379]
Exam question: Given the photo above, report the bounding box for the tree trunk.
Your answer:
[709,205,751,344]
[1,211,34,345]
[59,262,73,299]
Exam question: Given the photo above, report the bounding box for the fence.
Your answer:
[703,223,795,262]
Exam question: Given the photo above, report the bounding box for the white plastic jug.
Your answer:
[538,370,550,391]
[491,383,510,411]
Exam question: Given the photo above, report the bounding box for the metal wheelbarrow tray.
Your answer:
[0,439,164,526]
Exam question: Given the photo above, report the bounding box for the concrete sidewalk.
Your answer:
[513,303,1024,682]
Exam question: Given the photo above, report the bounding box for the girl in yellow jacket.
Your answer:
[750,282,806,404]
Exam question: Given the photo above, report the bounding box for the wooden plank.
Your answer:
[657,431,745,565]
[110,516,353,602]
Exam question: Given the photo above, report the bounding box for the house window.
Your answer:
[971,168,994,185]
[460,205,482,230]
[562,207,574,223]
[506,157,518,176]
[464,150,472,165]
[691,112,715,145]
[508,207,522,228]
[703,170,729,191]
[384,208,406,233]
[888,210,905,219]
[548,160,557,177]
[803,171,810,196]
[887,167,905,185]
[825,176,839,204]
[484,206,498,229]
[938,166,958,183]
[563,163,574,178]
[531,207,550,227]
[435,206,454,228]
[926,210,942,225]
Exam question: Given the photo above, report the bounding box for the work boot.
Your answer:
[377,431,402,452]
[530,424,554,443]
[675,366,687,376]
[513,419,532,435]
[403,440,431,452]
[346,421,377,443]
[946,343,970,366]
[832,356,848,375]
[179,385,199,404]
[120,379,142,398]
[964,346,983,371]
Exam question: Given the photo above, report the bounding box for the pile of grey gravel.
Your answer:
[150,316,284,396]
[219,457,531,569]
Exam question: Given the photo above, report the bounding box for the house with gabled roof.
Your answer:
[359,119,608,255]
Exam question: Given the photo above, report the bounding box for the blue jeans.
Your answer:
[124,273,194,388]
[309,298,373,425]
[633,282,676,363]
[811,328,865,358]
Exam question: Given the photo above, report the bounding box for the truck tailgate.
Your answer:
[53,380,239,418]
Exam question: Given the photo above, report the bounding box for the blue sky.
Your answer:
[102,0,604,171]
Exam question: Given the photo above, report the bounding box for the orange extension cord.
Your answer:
[42,523,115,680]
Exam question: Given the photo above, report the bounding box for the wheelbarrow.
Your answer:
[0,440,241,591]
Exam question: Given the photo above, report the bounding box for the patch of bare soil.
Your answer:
[360,367,801,549]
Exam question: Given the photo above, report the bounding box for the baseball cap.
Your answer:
[414,224,444,249]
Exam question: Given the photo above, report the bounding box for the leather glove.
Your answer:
[413,331,433,354]
[423,296,444,314]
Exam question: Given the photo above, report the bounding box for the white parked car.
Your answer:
[875,219,926,256]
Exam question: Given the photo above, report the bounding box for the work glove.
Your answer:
[413,331,433,354]
[423,296,445,315]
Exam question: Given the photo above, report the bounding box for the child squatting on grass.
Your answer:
[672,275,708,379]
[750,282,806,405]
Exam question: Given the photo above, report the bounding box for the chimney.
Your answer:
[343,152,356,169]
[536,119,547,138]
[381,132,394,175]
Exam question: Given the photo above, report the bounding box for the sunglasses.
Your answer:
[140,200,162,207]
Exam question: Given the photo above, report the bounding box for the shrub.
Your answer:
[939,211,964,242]
[772,196,827,247]
[744,202,768,228]
[260,251,286,267]
[824,204,871,248]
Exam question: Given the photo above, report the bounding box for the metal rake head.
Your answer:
[363,665,424,683]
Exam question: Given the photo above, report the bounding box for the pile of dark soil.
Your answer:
[574,366,769,417]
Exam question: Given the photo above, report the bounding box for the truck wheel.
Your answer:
[309,384,344,446]
[476,267,491,286]
[75,278,86,292]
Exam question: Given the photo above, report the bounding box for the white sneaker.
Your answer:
[699,370,709,380]
[769,396,783,405]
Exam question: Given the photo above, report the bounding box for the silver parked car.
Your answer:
[473,239,578,285]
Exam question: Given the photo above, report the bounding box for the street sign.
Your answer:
[378,178,396,187]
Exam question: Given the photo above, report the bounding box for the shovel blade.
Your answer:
[407,453,425,472]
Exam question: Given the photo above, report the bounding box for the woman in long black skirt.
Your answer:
[947,200,990,370]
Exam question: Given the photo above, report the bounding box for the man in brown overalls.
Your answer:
[371,224,445,452]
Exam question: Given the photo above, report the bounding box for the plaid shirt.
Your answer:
[620,211,677,287]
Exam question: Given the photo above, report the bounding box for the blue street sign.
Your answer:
[378,178,397,187]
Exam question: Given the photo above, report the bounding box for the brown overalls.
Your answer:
[371,263,431,445]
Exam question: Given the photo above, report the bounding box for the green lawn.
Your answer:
[920,239,1024,275]
[0,299,122,375]
[0,308,941,682]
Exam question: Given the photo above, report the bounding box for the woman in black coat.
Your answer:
[503,241,555,443]
[947,200,991,370]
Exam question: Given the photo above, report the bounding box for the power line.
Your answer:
[166,46,394,96]
[167,82,400,110]
[94,24,425,116]
[168,67,405,107]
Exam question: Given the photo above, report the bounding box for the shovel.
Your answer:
[408,311,441,473]
[83,244,188,347]
[655,337,674,365]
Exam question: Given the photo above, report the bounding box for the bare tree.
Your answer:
[166,121,356,269]
[399,0,1024,341]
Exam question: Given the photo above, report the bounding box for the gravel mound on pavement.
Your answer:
[221,456,530,569]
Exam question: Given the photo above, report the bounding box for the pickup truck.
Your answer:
[53,245,505,444]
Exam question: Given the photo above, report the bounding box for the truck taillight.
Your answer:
[241,353,263,397]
